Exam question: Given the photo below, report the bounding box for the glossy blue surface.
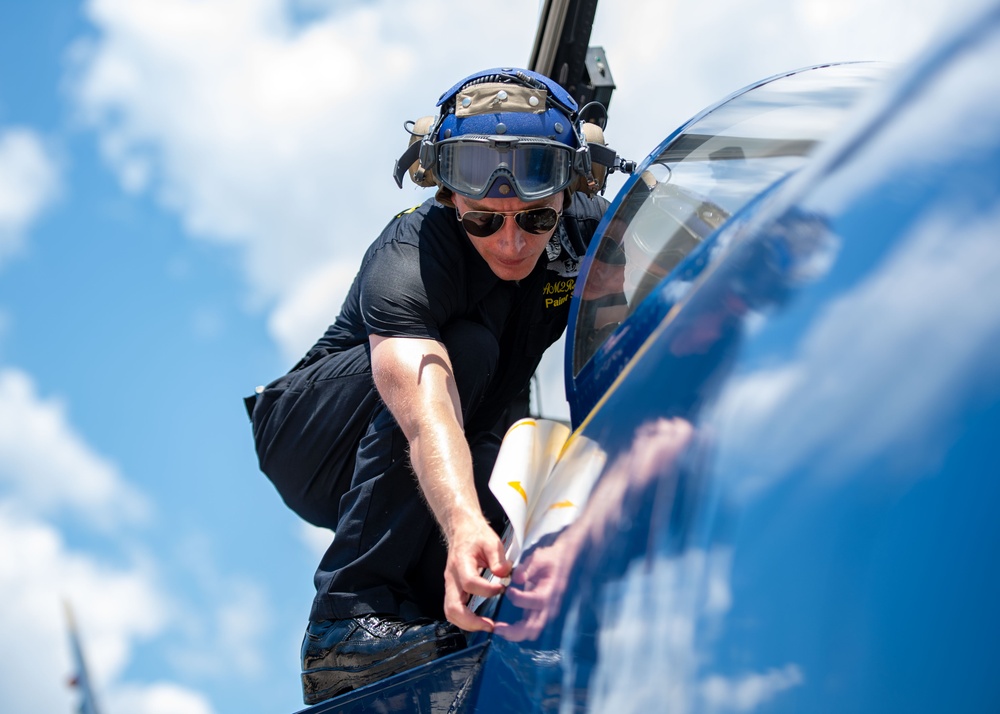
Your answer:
[298,1,1000,710]
[479,0,1000,709]
[565,63,886,425]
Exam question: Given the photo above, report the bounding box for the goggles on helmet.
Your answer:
[434,136,577,201]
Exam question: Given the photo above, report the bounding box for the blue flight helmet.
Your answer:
[393,67,629,205]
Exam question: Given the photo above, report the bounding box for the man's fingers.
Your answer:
[505,586,548,609]
[456,554,496,592]
[492,620,528,641]
[458,563,506,599]
[493,608,545,642]
[486,536,512,578]
[445,601,493,631]
[443,579,494,632]
[455,536,509,598]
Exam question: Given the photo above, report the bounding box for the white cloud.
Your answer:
[585,547,801,714]
[715,201,1000,501]
[0,368,150,528]
[701,665,804,713]
[68,0,985,374]
[166,581,270,679]
[105,681,216,714]
[0,307,10,344]
[267,258,363,364]
[156,531,274,681]
[0,505,172,714]
[0,128,60,267]
[590,0,981,167]
[0,371,234,713]
[299,521,334,559]
[71,0,541,359]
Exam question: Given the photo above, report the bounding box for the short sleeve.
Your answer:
[358,239,456,341]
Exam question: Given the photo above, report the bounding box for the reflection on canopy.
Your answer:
[572,63,885,379]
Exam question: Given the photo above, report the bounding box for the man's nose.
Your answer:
[496,218,527,253]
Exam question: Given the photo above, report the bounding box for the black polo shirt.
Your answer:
[306,191,608,432]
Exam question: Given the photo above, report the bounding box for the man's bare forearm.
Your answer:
[407,406,487,542]
[369,334,486,536]
[369,334,511,629]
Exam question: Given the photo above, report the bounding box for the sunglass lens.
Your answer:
[460,207,560,238]
[461,211,505,238]
[516,207,560,234]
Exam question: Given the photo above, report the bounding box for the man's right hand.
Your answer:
[369,334,512,632]
[442,516,512,632]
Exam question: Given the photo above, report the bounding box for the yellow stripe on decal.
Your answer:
[508,481,528,503]
[394,205,421,219]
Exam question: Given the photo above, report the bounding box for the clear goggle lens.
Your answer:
[437,139,574,201]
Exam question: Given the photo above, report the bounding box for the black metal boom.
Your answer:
[528,0,615,119]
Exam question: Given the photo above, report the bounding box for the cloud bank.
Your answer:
[67,0,980,418]
[0,369,149,527]
[0,128,59,267]
[0,366,221,713]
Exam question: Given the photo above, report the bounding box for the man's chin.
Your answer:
[497,268,533,282]
[489,260,535,282]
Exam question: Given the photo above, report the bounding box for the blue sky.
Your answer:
[0,0,985,712]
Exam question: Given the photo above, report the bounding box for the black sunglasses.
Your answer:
[457,206,561,238]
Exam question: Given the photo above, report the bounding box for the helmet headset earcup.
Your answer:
[407,115,438,188]
[571,121,608,196]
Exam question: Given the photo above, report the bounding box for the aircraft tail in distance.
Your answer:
[64,601,102,714]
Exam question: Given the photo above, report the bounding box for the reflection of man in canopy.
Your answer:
[573,168,729,371]
[622,174,728,308]
[493,213,809,649]
[494,416,695,642]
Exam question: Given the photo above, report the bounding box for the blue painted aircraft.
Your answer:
[299,0,1000,710]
